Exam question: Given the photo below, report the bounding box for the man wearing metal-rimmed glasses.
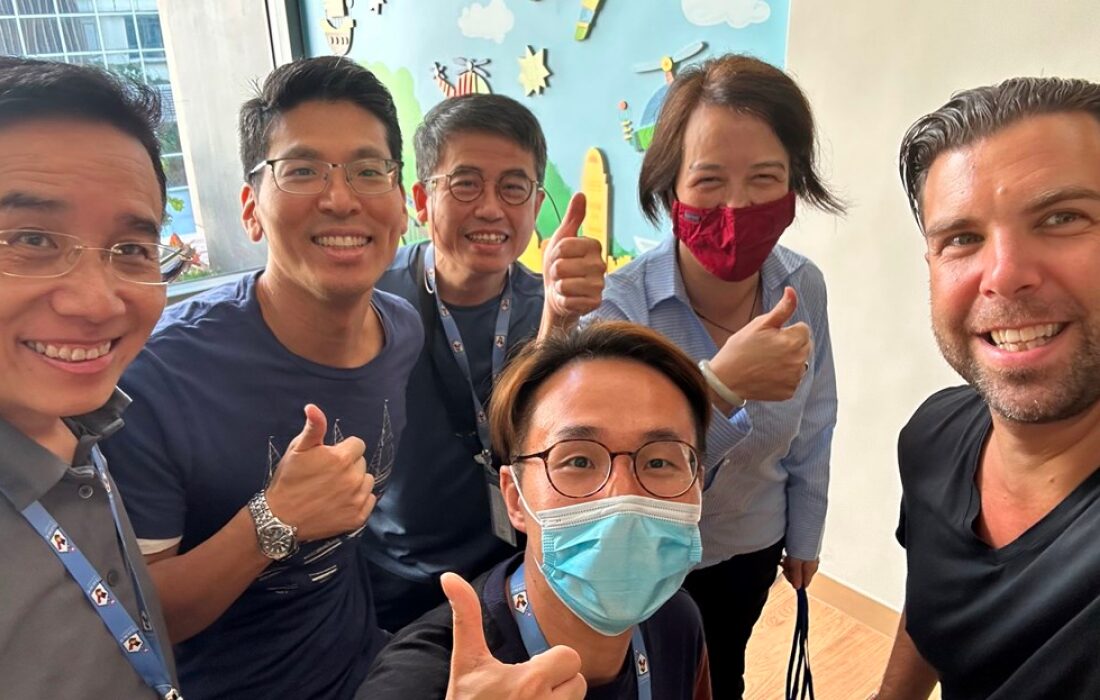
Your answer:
[0,56,191,699]
[363,321,713,699]
[101,56,423,699]
[367,93,607,633]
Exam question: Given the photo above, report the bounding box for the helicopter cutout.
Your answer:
[618,41,707,152]
[321,0,356,56]
[433,57,493,99]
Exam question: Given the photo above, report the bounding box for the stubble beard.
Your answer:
[933,315,1100,424]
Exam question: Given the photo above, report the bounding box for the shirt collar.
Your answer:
[644,235,806,311]
[644,235,691,310]
[0,388,130,510]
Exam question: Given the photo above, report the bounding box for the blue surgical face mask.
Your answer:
[513,479,703,637]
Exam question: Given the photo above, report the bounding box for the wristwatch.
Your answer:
[248,491,299,560]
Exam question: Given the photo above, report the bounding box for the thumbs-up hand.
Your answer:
[443,573,586,700]
[265,404,376,542]
[539,193,604,335]
[709,286,813,405]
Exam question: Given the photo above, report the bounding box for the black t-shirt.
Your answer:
[358,553,711,699]
[897,386,1100,699]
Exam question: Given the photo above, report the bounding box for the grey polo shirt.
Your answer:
[0,390,177,698]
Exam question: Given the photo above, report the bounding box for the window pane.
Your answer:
[143,57,169,84]
[103,51,142,79]
[68,52,104,68]
[156,83,176,121]
[55,1,98,13]
[17,0,56,15]
[0,1,14,17]
[0,18,21,52]
[60,15,97,51]
[163,154,188,189]
[98,13,134,49]
[132,0,154,10]
[135,13,160,48]
[160,119,181,155]
[20,17,63,53]
[95,0,131,11]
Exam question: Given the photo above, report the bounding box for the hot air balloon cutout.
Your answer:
[518,46,550,96]
[433,58,493,98]
[618,41,707,152]
[322,0,356,56]
[575,0,604,41]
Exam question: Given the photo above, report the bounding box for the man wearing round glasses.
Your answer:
[101,57,422,699]
[0,57,190,698]
[363,322,712,699]
[367,93,606,633]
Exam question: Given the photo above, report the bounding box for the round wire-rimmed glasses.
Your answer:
[0,229,194,285]
[511,438,702,499]
[249,157,402,196]
[424,169,541,206]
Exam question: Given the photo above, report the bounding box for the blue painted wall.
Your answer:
[300,0,789,258]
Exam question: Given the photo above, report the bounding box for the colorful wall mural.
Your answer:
[303,0,789,270]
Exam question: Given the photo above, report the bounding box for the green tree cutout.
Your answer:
[536,160,573,240]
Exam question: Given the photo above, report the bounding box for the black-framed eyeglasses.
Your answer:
[424,169,541,206]
[249,157,402,196]
[512,439,701,499]
[0,229,195,286]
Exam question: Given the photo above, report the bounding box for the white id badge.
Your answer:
[486,476,517,546]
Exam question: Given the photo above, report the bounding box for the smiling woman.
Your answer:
[587,52,845,698]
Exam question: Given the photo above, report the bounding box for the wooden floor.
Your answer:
[743,579,941,700]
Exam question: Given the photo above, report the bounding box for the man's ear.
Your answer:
[241,183,264,243]
[411,181,430,225]
[533,187,546,217]
[500,466,528,534]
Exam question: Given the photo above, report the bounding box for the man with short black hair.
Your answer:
[368,93,604,631]
[0,56,191,698]
[363,322,712,699]
[876,76,1100,699]
[103,56,422,699]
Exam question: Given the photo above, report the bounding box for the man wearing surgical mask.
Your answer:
[361,321,712,700]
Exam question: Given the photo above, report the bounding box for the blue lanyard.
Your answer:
[785,587,815,700]
[424,244,513,468]
[508,563,652,700]
[1,447,180,699]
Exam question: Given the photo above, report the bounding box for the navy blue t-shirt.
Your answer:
[367,242,543,621]
[898,386,1100,699]
[359,553,711,699]
[103,272,423,700]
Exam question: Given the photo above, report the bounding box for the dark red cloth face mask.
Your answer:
[672,191,796,281]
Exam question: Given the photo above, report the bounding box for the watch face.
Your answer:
[260,523,297,560]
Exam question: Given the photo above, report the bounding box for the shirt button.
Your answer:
[78,484,94,499]
[106,570,120,586]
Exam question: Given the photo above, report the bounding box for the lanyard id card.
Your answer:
[486,465,517,546]
[0,447,181,699]
[425,244,517,544]
[508,563,651,700]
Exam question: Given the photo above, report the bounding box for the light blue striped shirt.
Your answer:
[587,235,836,563]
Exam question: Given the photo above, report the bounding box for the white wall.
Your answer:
[783,1,1100,609]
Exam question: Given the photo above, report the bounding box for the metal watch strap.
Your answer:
[248,491,298,560]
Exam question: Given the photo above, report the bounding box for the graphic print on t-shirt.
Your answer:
[256,400,395,592]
